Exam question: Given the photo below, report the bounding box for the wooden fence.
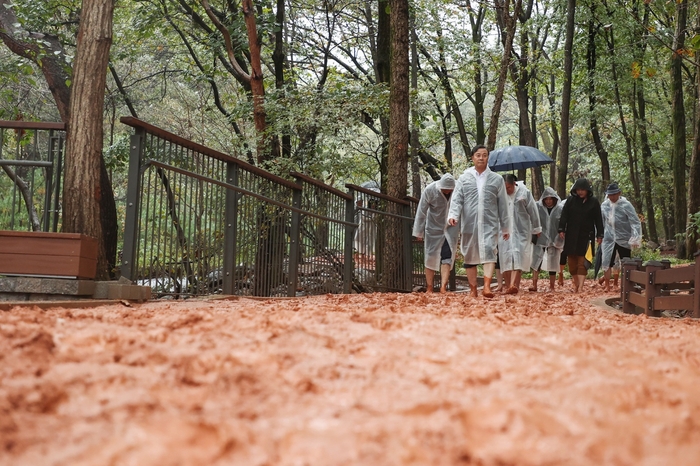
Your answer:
[621,252,699,318]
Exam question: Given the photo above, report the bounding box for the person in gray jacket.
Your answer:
[530,187,564,292]
[599,182,642,291]
[413,173,456,293]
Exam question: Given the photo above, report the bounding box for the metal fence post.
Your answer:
[694,252,700,318]
[287,185,303,297]
[344,189,356,294]
[120,129,144,281]
[222,162,239,295]
[403,203,413,291]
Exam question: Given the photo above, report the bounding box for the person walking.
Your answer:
[558,178,604,293]
[498,175,542,294]
[599,182,642,291]
[413,173,456,293]
[447,145,510,298]
[529,187,564,292]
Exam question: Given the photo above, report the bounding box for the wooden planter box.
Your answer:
[0,231,98,279]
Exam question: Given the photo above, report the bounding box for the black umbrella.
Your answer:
[488,145,554,172]
[593,244,603,279]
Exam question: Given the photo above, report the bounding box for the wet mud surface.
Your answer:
[2,281,700,465]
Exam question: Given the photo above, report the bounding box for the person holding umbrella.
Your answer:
[530,187,565,292]
[558,178,604,293]
[448,145,511,298]
[599,182,642,291]
[412,173,457,293]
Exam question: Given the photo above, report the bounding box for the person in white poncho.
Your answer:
[529,187,564,292]
[498,175,542,294]
[599,182,642,291]
[412,173,456,293]
[447,145,511,298]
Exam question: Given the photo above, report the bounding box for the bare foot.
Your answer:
[482,291,494,299]
[439,287,447,294]
[470,288,478,298]
[505,286,519,295]
[528,286,537,292]
[426,288,433,294]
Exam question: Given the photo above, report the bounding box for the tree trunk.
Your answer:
[62,0,115,280]
[587,17,610,187]
[670,0,688,258]
[602,16,643,230]
[556,0,575,198]
[635,82,659,243]
[410,14,422,198]
[385,0,409,291]
[376,0,391,189]
[687,0,700,258]
[487,0,519,151]
[242,0,270,163]
[273,0,290,159]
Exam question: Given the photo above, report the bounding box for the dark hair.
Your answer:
[471,144,488,156]
[503,174,517,184]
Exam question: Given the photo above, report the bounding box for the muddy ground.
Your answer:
[2,281,700,465]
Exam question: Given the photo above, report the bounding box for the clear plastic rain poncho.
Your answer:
[498,182,542,272]
[530,187,565,272]
[412,174,456,271]
[447,167,511,264]
[600,196,642,271]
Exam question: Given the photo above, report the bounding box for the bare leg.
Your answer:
[482,262,495,298]
[502,270,512,292]
[574,274,586,292]
[529,269,539,292]
[513,270,523,288]
[602,269,611,291]
[495,269,503,292]
[548,274,556,291]
[439,263,450,293]
[425,268,435,293]
[467,267,478,297]
[613,271,619,288]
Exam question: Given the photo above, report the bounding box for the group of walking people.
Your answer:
[412,145,642,297]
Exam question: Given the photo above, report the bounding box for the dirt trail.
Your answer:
[2,282,700,465]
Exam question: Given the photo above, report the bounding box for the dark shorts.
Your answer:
[560,252,567,266]
[440,239,452,263]
[609,243,632,268]
[495,253,500,270]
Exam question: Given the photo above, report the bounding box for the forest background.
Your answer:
[1,0,699,280]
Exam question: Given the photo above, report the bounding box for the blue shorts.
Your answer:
[440,239,452,264]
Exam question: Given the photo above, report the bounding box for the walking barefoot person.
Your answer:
[413,173,456,293]
[599,182,642,291]
[558,178,604,293]
[447,145,510,298]
[530,187,564,292]
[498,174,541,294]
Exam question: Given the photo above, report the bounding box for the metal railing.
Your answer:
[120,118,431,297]
[0,121,65,233]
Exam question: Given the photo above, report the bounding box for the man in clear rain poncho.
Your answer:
[599,182,642,291]
[529,187,565,292]
[498,175,542,294]
[412,173,457,293]
[448,145,511,298]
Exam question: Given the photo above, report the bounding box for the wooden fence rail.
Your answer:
[621,252,700,318]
